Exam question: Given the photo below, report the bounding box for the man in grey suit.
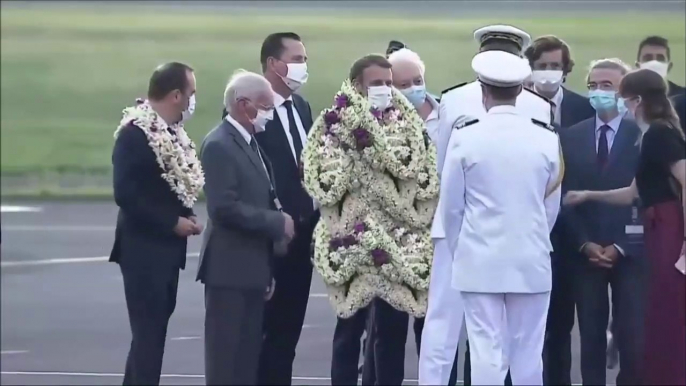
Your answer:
[198,70,296,385]
[558,58,646,386]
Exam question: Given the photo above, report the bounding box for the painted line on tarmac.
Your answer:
[0,206,42,213]
[1,225,114,232]
[0,371,426,383]
[0,253,200,268]
[0,350,29,355]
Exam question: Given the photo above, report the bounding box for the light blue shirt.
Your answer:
[594,112,625,152]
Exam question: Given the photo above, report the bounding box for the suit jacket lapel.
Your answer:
[222,121,271,185]
[292,95,312,133]
[605,119,638,171]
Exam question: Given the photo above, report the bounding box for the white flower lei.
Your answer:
[114,100,205,208]
[302,81,439,318]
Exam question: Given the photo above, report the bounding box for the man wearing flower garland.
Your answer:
[302,54,439,385]
[440,50,562,385]
[424,24,554,386]
[110,62,204,386]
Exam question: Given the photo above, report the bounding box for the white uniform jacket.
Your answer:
[431,81,553,240]
[437,105,562,294]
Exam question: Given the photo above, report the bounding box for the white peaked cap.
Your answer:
[473,24,532,50]
[472,51,532,88]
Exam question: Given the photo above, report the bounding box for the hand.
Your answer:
[174,217,196,237]
[189,216,203,235]
[282,213,295,240]
[582,242,613,268]
[265,278,276,301]
[563,191,590,206]
[602,245,621,266]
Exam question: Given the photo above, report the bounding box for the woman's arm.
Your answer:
[585,179,639,206]
[671,159,686,239]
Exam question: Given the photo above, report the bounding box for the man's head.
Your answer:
[386,40,408,58]
[147,62,196,124]
[586,58,631,116]
[475,25,531,56]
[472,50,531,111]
[224,70,275,133]
[636,36,672,78]
[260,32,308,93]
[524,35,574,96]
[349,54,393,109]
[387,48,427,107]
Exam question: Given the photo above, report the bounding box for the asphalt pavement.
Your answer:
[0,201,617,385]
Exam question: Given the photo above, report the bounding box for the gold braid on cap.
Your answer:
[481,32,523,49]
[545,134,565,198]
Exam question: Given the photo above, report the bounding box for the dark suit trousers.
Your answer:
[543,255,575,385]
[204,286,264,385]
[258,221,314,385]
[121,265,179,386]
[368,299,409,385]
[331,307,369,385]
[574,255,647,386]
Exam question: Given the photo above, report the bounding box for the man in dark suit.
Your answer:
[199,70,296,385]
[636,36,685,97]
[110,62,204,386]
[672,92,686,134]
[560,58,646,386]
[523,35,595,385]
[238,32,317,386]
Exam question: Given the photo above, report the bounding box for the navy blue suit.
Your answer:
[559,116,646,386]
[559,87,596,129]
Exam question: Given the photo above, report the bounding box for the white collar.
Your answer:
[273,90,293,108]
[426,94,439,121]
[551,87,564,107]
[225,113,252,144]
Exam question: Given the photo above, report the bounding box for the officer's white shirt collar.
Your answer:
[424,94,440,143]
[487,104,518,115]
[224,112,252,144]
[426,94,439,121]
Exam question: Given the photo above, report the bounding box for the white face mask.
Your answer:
[281,63,309,92]
[367,85,393,110]
[531,70,564,94]
[251,108,274,133]
[639,60,669,78]
[180,94,196,123]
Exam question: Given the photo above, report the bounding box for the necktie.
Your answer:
[597,124,610,168]
[249,136,259,154]
[283,100,303,163]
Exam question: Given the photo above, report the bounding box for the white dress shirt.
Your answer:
[225,113,269,179]
[438,105,562,293]
[425,94,440,143]
[551,87,564,126]
[273,91,308,164]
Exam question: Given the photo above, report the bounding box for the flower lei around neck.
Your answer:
[114,99,205,208]
[302,80,439,318]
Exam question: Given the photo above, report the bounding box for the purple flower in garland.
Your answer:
[342,234,358,248]
[329,237,344,251]
[335,94,349,109]
[370,107,382,120]
[324,110,341,127]
[371,248,391,267]
[351,127,374,150]
[353,222,367,234]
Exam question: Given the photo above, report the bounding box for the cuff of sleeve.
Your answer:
[614,244,626,257]
[579,242,588,253]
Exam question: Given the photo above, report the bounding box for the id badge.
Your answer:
[625,206,644,241]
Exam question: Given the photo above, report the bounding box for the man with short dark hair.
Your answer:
[525,35,595,129]
[111,61,204,385]
[250,32,317,386]
[636,36,685,97]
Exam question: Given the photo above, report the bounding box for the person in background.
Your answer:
[250,32,318,386]
[673,92,686,134]
[110,62,204,385]
[524,35,595,129]
[564,68,686,386]
[199,70,295,385]
[559,58,646,386]
[636,36,685,97]
[440,49,562,385]
[523,34,594,386]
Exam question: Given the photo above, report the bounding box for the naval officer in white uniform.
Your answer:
[440,50,562,385]
[420,24,553,386]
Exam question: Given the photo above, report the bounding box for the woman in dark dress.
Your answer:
[564,68,686,385]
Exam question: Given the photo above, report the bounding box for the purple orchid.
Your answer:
[353,222,367,234]
[351,127,374,150]
[324,110,341,127]
[335,94,349,109]
[371,248,391,267]
[329,237,344,251]
[342,235,358,248]
[370,107,382,119]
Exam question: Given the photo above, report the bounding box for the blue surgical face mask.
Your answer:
[588,89,619,112]
[400,84,427,107]
[617,97,627,116]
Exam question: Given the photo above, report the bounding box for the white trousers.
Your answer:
[418,239,464,385]
[461,292,550,386]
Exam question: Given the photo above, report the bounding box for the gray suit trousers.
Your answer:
[204,286,264,385]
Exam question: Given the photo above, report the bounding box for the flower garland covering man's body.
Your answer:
[301,54,438,385]
[109,62,204,386]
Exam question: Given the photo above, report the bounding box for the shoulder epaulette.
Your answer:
[455,119,479,130]
[532,118,555,132]
[441,82,468,95]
